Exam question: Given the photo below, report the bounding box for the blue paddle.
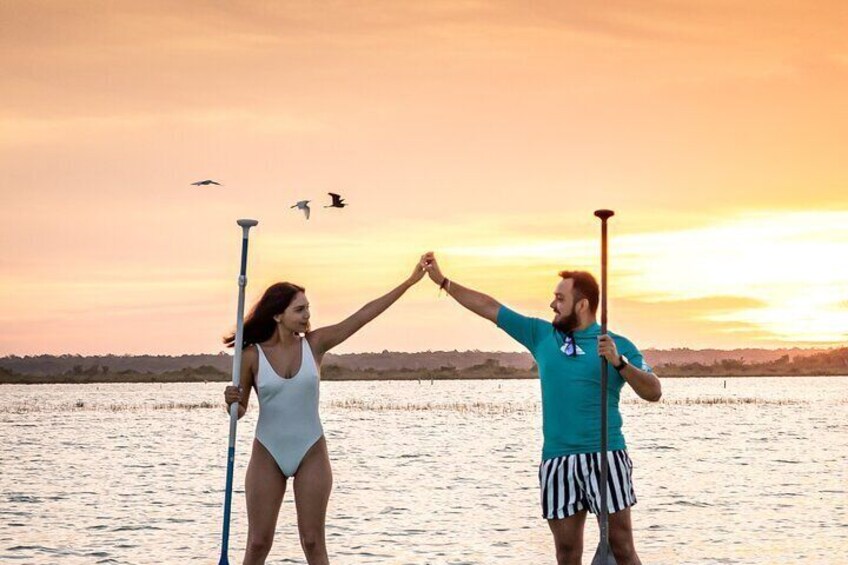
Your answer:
[219,219,258,565]
[592,209,617,565]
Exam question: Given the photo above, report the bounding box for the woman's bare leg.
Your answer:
[243,439,287,565]
[293,437,333,565]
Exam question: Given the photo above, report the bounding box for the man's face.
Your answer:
[550,278,581,333]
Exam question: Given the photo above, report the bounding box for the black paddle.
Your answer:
[591,209,618,565]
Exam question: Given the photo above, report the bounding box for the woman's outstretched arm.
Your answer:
[309,258,426,356]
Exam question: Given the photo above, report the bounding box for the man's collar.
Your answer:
[573,321,601,337]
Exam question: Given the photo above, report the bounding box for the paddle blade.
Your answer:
[591,544,617,565]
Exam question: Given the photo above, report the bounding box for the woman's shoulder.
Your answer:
[304,331,319,350]
[242,343,259,361]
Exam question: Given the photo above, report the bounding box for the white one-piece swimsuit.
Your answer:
[254,338,323,477]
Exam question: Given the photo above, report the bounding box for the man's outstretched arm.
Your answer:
[422,251,501,323]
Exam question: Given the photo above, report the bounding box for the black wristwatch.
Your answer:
[614,355,629,371]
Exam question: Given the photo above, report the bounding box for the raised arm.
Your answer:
[422,251,501,323]
[309,259,426,357]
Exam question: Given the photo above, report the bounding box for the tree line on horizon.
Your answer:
[0,348,845,384]
[0,346,837,376]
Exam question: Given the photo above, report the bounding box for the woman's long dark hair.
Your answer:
[223,282,305,349]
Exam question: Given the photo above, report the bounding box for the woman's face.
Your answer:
[275,291,311,333]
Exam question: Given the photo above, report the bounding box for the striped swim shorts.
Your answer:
[538,450,637,520]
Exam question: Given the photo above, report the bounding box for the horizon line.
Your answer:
[2,344,843,358]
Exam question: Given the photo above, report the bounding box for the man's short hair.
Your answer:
[558,270,600,314]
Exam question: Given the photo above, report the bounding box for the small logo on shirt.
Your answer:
[560,336,585,356]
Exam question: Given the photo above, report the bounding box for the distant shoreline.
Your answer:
[2,367,846,385]
[2,347,846,384]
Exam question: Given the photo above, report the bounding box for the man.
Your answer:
[421,252,661,565]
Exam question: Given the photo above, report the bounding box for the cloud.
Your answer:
[621,295,768,314]
[610,295,784,349]
[4,0,846,124]
[0,109,328,146]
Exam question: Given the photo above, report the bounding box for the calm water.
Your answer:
[1,377,846,564]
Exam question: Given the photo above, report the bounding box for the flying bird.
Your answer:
[191,180,222,186]
[291,200,311,220]
[325,192,347,208]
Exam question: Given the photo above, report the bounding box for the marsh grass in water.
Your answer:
[655,397,810,405]
[330,398,537,414]
[3,400,221,413]
[2,396,829,414]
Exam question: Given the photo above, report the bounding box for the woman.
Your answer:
[223,258,425,565]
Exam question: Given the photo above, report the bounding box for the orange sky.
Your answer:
[1,1,846,355]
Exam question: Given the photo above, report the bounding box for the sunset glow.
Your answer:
[1,2,846,355]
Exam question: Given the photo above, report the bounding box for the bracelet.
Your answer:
[439,277,451,296]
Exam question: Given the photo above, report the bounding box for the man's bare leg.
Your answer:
[548,509,588,565]
[606,507,641,565]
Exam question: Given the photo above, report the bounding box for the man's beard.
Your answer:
[552,306,580,333]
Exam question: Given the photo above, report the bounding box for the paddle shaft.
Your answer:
[592,209,616,565]
[219,219,258,565]
[600,214,610,544]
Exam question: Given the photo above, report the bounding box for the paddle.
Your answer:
[591,209,618,565]
[218,219,258,565]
